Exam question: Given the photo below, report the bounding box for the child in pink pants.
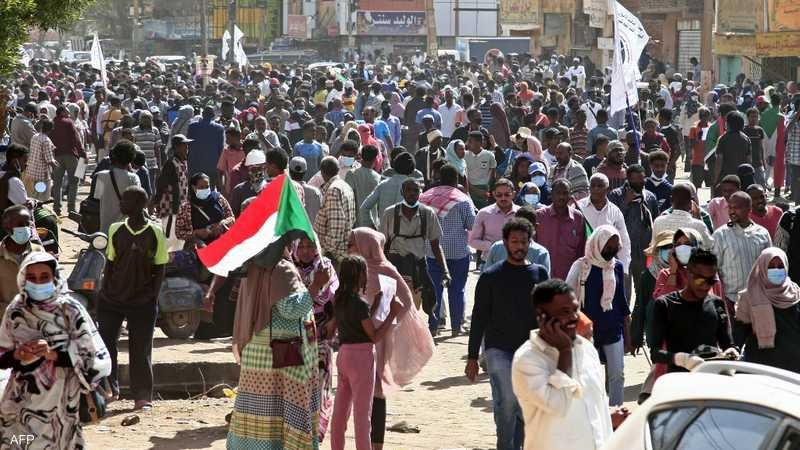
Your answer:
[329,256,401,450]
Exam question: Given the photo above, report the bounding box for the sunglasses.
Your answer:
[690,272,719,287]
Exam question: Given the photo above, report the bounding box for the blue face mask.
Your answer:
[10,226,31,245]
[195,188,211,200]
[25,281,56,301]
[524,194,540,205]
[767,268,787,286]
[532,175,546,187]
[340,156,355,167]
[659,248,672,263]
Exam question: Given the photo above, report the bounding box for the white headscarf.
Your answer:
[575,225,619,311]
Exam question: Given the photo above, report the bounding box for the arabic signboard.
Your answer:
[768,0,800,32]
[541,0,574,14]
[356,11,425,36]
[500,0,539,26]
[584,0,607,28]
[717,0,757,33]
[597,37,614,50]
[714,33,756,56]
[755,31,800,57]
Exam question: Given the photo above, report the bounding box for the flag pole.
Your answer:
[625,94,641,152]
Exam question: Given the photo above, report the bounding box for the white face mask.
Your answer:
[339,156,355,167]
[675,245,692,266]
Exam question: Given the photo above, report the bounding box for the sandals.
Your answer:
[134,400,153,411]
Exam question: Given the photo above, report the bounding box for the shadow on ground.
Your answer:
[421,373,488,391]
[148,425,229,449]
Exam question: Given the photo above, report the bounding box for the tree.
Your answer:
[0,0,98,74]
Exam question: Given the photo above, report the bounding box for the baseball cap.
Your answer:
[528,161,547,176]
[289,156,307,174]
[245,150,266,166]
[422,114,434,121]
[171,134,194,146]
[756,95,768,105]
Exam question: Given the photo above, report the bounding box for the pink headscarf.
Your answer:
[526,135,544,163]
[350,228,434,394]
[357,123,384,170]
[736,248,800,349]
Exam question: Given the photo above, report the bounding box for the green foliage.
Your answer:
[0,0,97,75]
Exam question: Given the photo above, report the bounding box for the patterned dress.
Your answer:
[297,258,338,442]
[227,292,320,450]
[0,297,111,450]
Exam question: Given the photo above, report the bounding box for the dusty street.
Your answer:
[68,174,687,449]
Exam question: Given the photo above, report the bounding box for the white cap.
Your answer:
[245,150,267,166]
[344,80,354,89]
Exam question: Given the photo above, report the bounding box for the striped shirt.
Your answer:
[314,176,356,260]
[132,126,162,169]
[787,113,800,166]
[426,200,476,260]
[711,222,772,302]
[652,209,714,250]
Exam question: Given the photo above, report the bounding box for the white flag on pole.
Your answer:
[90,33,107,87]
[222,25,247,65]
[609,1,649,114]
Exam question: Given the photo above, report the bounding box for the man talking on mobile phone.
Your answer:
[511,279,629,450]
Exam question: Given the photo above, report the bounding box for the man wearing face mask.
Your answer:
[308,140,360,189]
[228,149,267,217]
[609,165,659,307]
[0,205,44,310]
[381,179,448,329]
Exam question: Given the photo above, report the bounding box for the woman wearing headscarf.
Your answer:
[347,228,435,450]
[445,138,468,188]
[227,246,330,450]
[330,120,360,157]
[390,92,405,122]
[736,248,800,372]
[293,236,339,442]
[488,102,511,149]
[168,104,196,151]
[0,252,111,448]
[565,224,630,406]
[175,172,236,338]
[357,123,385,172]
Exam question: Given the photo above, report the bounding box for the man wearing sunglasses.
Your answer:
[648,249,738,373]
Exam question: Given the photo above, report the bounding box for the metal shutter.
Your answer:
[677,30,701,76]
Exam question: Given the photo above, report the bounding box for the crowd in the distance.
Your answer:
[0,50,799,450]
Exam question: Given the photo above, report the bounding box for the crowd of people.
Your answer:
[0,50,799,450]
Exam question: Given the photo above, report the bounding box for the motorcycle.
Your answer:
[61,228,108,314]
[62,228,206,340]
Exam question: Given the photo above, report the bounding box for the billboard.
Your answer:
[500,0,539,26]
[359,0,425,11]
[717,0,757,33]
[356,11,426,35]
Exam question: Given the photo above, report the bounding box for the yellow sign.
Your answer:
[756,31,800,57]
[768,0,800,32]
[714,33,756,56]
[501,0,540,25]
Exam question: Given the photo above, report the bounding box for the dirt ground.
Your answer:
[69,169,713,449]
[81,263,651,450]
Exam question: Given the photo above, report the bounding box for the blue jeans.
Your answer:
[485,348,524,450]
[603,338,625,406]
[426,256,469,331]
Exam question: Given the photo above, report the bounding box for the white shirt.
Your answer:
[0,171,28,206]
[651,209,713,250]
[512,331,613,450]
[577,198,632,273]
[580,102,601,131]
[438,102,463,138]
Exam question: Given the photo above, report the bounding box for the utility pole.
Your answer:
[348,0,356,57]
[201,0,208,57]
[700,0,714,84]
[131,0,139,58]
[425,0,438,56]
[228,0,237,64]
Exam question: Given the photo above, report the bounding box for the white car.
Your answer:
[603,361,800,450]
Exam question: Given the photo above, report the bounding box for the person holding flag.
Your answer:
[197,172,330,449]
